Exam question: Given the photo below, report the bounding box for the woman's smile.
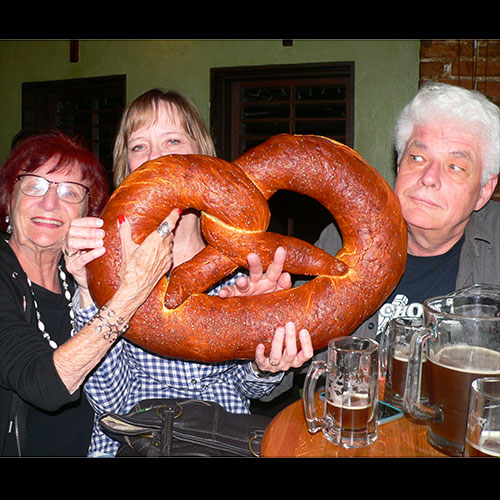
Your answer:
[30,216,64,227]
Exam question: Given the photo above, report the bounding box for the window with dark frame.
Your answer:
[211,63,354,245]
[21,75,126,189]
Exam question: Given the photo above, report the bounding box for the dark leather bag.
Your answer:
[98,398,271,457]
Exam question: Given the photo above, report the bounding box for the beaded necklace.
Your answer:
[26,265,75,349]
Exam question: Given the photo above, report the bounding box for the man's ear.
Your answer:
[474,175,498,211]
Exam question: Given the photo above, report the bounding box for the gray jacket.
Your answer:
[263,200,500,400]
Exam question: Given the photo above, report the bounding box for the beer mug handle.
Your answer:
[379,320,392,377]
[303,360,327,433]
[403,326,438,421]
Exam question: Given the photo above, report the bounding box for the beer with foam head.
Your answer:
[326,393,373,432]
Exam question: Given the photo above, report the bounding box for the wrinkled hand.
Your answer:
[63,217,106,290]
[253,322,313,375]
[118,209,181,305]
[218,246,292,298]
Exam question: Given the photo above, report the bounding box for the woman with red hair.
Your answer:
[0,131,180,456]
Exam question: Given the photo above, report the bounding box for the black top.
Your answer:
[0,237,94,456]
[23,283,94,456]
[386,234,464,306]
[375,235,464,340]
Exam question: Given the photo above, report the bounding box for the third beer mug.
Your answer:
[465,377,500,457]
[404,285,500,456]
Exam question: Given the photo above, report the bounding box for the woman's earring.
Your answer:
[5,215,12,234]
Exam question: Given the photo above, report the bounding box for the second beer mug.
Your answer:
[404,284,500,457]
[303,336,379,448]
[380,316,428,409]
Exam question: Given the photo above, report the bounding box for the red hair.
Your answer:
[0,131,109,231]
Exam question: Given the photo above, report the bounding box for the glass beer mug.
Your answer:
[303,336,379,448]
[404,284,500,456]
[380,316,428,409]
[465,377,500,457]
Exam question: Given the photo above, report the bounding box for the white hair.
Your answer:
[395,82,500,185]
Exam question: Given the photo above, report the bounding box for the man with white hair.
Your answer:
[316,81,500,340]
[241,82,500,411]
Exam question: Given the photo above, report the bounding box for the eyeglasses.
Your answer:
[15,174,89,204]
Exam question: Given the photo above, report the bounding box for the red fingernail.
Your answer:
[178,209,183,215]
[118,214,125,225]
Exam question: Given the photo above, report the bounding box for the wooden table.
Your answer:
[261,392,446,458]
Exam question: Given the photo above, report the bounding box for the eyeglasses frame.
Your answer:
[15,173,90,204]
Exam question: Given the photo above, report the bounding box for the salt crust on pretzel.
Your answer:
[87,134,407,361]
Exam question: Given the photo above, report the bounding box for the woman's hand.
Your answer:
[252,322,313,375]
[64,211,180,308]
[54,210,181,394]
[116,209,181,308]
[218,246,292,298]
[63,216,106,290]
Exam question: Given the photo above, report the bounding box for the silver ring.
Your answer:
[157,221,170,237]
[269,359,279,367]
[63,248,78,257]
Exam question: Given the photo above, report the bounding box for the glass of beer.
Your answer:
[465,377,500,458]
[380,316,428,409]
[403,284,500,457]
[303,336,379,448]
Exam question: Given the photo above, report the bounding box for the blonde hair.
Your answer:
[113,88,216,186]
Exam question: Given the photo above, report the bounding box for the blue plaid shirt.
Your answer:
[74,273,283,457]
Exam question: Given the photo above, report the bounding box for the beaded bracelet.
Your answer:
[92,305,130,342]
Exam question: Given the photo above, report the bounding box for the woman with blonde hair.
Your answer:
[113,89,216,186]
[67,88,312,456]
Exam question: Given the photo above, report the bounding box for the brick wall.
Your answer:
[419,39,500,200]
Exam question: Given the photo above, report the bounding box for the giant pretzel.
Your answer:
[87,134,407,362]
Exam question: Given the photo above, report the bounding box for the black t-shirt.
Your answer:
[375,235,464,340]
[24,283,94,457]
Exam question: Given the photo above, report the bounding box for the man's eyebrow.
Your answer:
[407,140,427,150]
[408,140,473,161]
[449,149,473,161]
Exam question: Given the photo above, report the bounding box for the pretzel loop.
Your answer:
[87,134,406,362]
